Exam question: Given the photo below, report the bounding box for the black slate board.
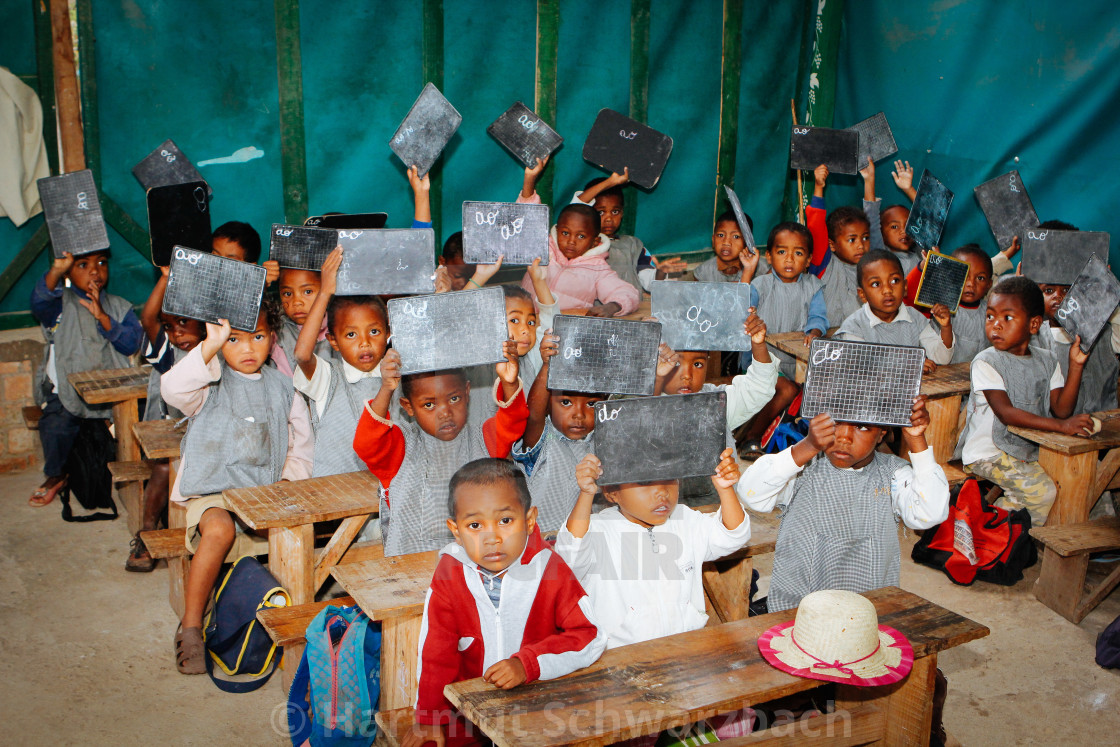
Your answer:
[305,213,388,229]
[37,170,110,258]
[487,101,564,168]
[846,112,898,166]
[387,287,507,375]
[1056,254,1120,353]
[913,251,969,313]
[722,185,756,254]
[162,247,266,332]
[594,392,727,485]
[973,171,1040,251]
[1022,229,1110,286]
[269,224,338,271]
[801,338,925,427]
[334,228,436,295]
[905,171,954,250]
[131,139,210,195]
[547,315,661,395]
[146,181,211,267]
[789,126,860,174]
[651,280,753,352]
[389,83,462,178]
[461,201,550,265]
[582,109,673,190]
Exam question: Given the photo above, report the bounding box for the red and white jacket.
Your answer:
[414,526,606,725]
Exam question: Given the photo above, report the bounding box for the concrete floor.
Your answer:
[1,464,1118,746]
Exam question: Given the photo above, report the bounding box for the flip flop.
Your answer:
[29,476,67,507]
[175,625,206,675]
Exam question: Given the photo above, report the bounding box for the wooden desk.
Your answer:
[133,417,188,616]
[560,296,652,322]
[445,586,988,747]
[69,367,151,533]
[132,417,184,461]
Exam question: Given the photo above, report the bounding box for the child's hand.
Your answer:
[496,339,520,384]
[75,282,107,324]
[575,453,602,495]
[803,328,823,348]
[922,358,937,374]
[805,413,836,453]
[813,164,830,189]
[1059,414,1095,437]
[656,342,680,378]
[738,246,760,278]
[525,156,550,183]
[653,255,688,279]
[201,319,232,361]
[1002,235,1021,259]
[744,309,767,345]
[263,259,280,285]
[433,265,452,294]
[379,349,402,392]
[320,246,343,297]
[929,303,952,328]
[891,160,913,191]
[483,657,527,689]
[859,156,875,181]
[471,255,504,287]
[401,722,445,747]
[1069,336,1089,368]
[527,256,548,285]
[160,264,170,277]
[538,329,559,363]
[407,165,430,195]
[710,447,741,489]
[585,302,621,318]
[903,395,931,438]
[604,167,630,188]
[52,251,75,275]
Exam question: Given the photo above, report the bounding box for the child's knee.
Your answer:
[775,377,799,398]
[198,507,236,544]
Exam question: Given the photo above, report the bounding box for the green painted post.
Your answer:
[535,0,559,207]
[0,224,50,305]
[102,196,153,263]
[274,0,310,224]
[625,0,650,238]
[714,0,743,225]
[32,0,59,175]
[422,0,444,245]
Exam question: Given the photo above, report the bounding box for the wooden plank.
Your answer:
[22,405,42,431]
[1009,408,1120,457]
[224,471,380,530]
[836,653,936,747]
[381,616,423,711]
[256,595,356,647]
[702,556,753,623]
[374,706,414,747]
[140,527,191,560]
[133,418,185,460]
[50,0,84,172]
[623,0,650,238]
[923,395,962,465]
[108,460,152,483]
[1076,563,1120,622]
[74,0,99,184]
[1034,549,1089,623]
[270,523,315,605]
[1031,516,1120,557]
[68,367,150,405]
[1091,448,1120,502]
[533,0,558,207]
[421,0,444,244]
[718,704,884,746]
[0,211,50,307]
[112,399,143,534]
[1039,449,1097,525]
[167,499,189,617]
[33,0,60,175]
[313,514,368,590]
[273,0,309,224]
[331,550,438,622]
[714,0,743,225]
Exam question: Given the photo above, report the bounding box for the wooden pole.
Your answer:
[274,0,309,224]
[714,0,743,226]
[626,0,650,238]
[50,0,84,172]
[534,0,559,207]
[791,98,805,225]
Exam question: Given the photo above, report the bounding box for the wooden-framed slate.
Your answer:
[461,201,550,265]
[146,181,211,267]
[973,171,1040,251]
[487,102,563,168]
[722,185,756,254]
[132,139,210,195]
[1022,229,1110,286]
[389,83,462,178]
[37,169,110,258]
[162,247,266,332]
[1055,254,1120,353]
[269,224,338,271]
[651,280,753,352]
[913,251,969,313]
[905,171,954,250]
[789,126,859,174]
[801,338,925,427]
[846,112,898,166]
[387,286,507,375]
[335,228,436,296]
[582,109,673,190]
[547,315,661,395]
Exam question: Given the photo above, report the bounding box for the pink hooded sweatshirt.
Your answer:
[517,192,641,315]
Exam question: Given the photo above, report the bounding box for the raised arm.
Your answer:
[891,160,917,203]
[521,156,550,200]
[408,165,431,225]
[294,247,341,380]
[565,453,601,539]
[523,330,558,448]
[140,267,170,345]
[576,168,628,204]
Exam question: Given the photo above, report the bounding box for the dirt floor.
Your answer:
[1,463,1118,746]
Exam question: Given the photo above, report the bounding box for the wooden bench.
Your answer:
[108,460,152,484]
[943,460,968,486]
[140,527,192,560]
[374,707,415,747]
[256,595,356,648]
[1033,516,1120,623]
[22,405,41,430]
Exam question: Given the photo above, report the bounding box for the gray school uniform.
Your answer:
[144,347,186,422]
[967,345,1058,462]
[693,256,741,284]
[863,198,919,274]
[836,304,923,347]
[767,452,906,613]
[946,303,989,364]
[820,258,860,328]
[276,318,335,372]
[1037,322,1119,415]
[606,234,647,295]
[311,359,382,477]
[754,273,825,379]
[512,418,593,532]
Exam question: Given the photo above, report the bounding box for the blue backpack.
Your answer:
[287,604,382,746]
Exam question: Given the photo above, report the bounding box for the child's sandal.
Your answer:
[174,625,206,674]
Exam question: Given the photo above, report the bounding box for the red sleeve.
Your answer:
[352,404,406,487]
[482,387,529,458]
[807,203,829,278]
[904,265,925,312]
[414,576,463,725]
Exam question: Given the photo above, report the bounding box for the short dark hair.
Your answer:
[400,367,468,400]
[583,177,624,201]
[826,206,870,241]
[951,243,993,275]
[1040,219,1079,232]
[557,203,601,235]
[326,294,387,335]
[856,249,903,285]
[766,221,813,255]
[259,295,284,333]
[211,221,262,263]
[448,457,532,517]
[501,284,533,303]
[716,209,753,233]
[991,276,1045,319]
[441,231,465,262]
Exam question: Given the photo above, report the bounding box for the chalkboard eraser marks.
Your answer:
[1056,253,1120,353]
[547,315,662,396]
[651,280,754,352]
[335,228,437,296]
[487,102,564,169]
[37,170,110,259]
[387,287,508,375]
[904,171,954,251]
[801,338,925,427]
[269,224,339,271]
[389,83,462,178]
[973,170,1040,251]
[846,112,898,166]
[132,139,210,195]
[162,247,267,332]
[788,126,860,175]
[1022,229,1111,286]
[593,391,727,485]
[461,201,550,266]
[913,251,969,314]
[582,109,673,190]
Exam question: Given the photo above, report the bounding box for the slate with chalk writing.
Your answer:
[305,213,388,230]
[801,338,925,427]
[1056,254,1120,353]
[905,171,954,250]
[163,247,266,331]
[914,251,969,313]
[461,201,550,265]
[722,185,756,254]
[594,392,727,485]
[269,224,338,271]
[846,112,898,166]
[973,171,1040,251]
[582,109,673,190]
[132,139,210,196]
[547,315,661,395]
[651,281,753,352]
[487,102,564,168]
[389,83,462,178]
[789,126,860,174]
[147,181,211,266]
[1023,229,1111,286]
[37,170,110,258]
[387,287,507,374]
[335,228,436,296]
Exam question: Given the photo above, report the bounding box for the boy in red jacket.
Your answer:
[403,458,606,747]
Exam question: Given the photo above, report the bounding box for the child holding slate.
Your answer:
[860,158,920,274]
[956,277,1093,526]
[807,165,871,326]
[162,302,313,674]
[931,244,993,364]
[692,210,758,284]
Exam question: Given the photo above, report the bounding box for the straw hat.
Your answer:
[757,590,913,687]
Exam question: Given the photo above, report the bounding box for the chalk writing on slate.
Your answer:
[722,185,756,254]
[269,224,338,271]
[146,181,211,267]
[846,112,898,166]
[547,315,661,396]
[487,102,564,169]
[335,228,436,295]
[132,139,210,195]
[651,281,753,352]
[461,201,550,265]
[594,391,727,485]
[37,170,110,259]
[387,287,507,375]
[913,251,969,313]
[788,126,860,174]
[905,171,954,250]
[1022,229,1110,286]
[305,213,388,229]
[582,109,673,190]
[163,247,266,332]
[973,171,1040,251]
[1056,254,1120,353]
[389,83,462,178]
[801,339,925,427]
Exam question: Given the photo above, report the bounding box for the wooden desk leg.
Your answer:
[835,653,937,746]
[379,615,423,712]
[1039,448,1097,526]
[702,556,754,623]
[113,400,142,534]
[269,523,314,692]
[795,359,807,385]
[168,499,189,618]
[1034,547,1090,623]
[924,396,961,465]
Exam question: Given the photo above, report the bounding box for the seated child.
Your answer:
[860,157,920,274]
[29,250,144,507]
[438,232,475,292]
[739,397,949,612]
[692,210,757,284]
[405,458,605,747]
[835,249,953,372]
[934,244,993,364]
[806,165,871,326]
[210,220,263,264]
[517,157,640,316]
[956,277,1093,526]
[162,302,313,673]
[353,346,529,555]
